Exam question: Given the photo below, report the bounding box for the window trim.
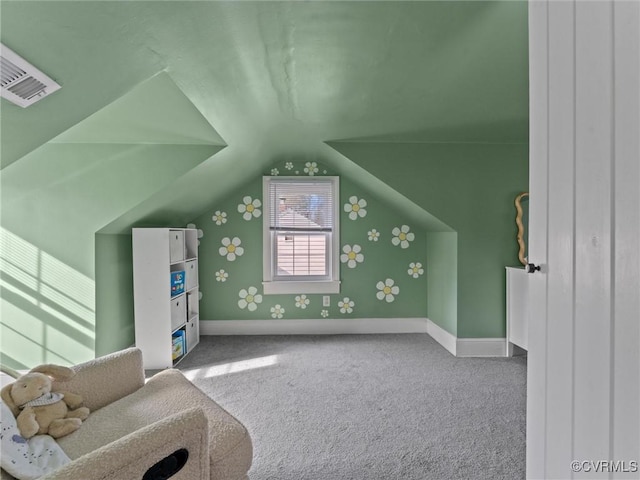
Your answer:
[262,175,340,295]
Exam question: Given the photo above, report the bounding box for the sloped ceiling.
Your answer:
[1,0,528,229]
[51,73,226,146]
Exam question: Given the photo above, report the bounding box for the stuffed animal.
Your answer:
[0,364,90,439]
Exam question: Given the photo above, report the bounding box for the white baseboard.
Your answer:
[456,338,507,357]
[200,318,429,335]
[200,318,507,357]
[426,319,457,356]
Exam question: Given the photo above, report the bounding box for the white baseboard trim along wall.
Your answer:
[200,318,508,357]
[200,318,429,336]
[456,338,507,357]
[425,319,457,356]
[424,320,507,357]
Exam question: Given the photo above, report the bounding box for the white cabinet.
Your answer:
[505,266,528,356]
[133,228,200,369]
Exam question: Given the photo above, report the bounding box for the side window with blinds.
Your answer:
[263,176,340,294]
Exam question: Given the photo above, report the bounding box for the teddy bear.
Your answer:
[0,364,90,439]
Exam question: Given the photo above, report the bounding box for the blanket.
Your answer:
[1,402,70,480]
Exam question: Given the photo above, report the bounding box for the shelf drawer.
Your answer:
[185,260,198,291]
[186,317,199,352]
[170,296,186,331]
[169,230,185,263]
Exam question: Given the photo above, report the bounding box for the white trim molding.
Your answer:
[201,318,428,335]
[201,318,507,357]
[426,319,457,356]
[456,338,507,357]
[262,280,340,295]
[262,176,340,295]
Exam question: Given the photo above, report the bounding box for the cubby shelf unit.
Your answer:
[132,228,200,369]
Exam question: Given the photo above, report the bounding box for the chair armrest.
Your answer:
[52,348,145,412]
[41,408,210,480]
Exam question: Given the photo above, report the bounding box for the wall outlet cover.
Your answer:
[323,296,330,307]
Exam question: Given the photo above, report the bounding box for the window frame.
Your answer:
[262,175,340,295]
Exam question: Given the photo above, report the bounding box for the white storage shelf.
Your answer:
[133,228,200,369]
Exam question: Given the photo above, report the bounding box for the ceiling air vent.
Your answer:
[1,43,61,108]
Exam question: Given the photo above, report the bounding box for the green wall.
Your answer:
[426,232,458,336]
[331,142,528,338]
[94,233,134,357]
[0,144,215,369]
[191,161,431,320]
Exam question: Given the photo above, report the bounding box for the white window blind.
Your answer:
[267,179,334,278]
[268,180,334,233]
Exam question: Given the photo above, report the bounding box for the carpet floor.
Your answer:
[177,334,526,480]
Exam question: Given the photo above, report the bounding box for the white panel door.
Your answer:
[527,1,640,479]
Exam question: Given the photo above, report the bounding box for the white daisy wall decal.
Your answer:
[186,223,204,245]
[215,269,229,282]
[340,244,364,268]
[321,309,329,318]
[376,278,399,303]
[304,161,319,176]
[212,211,227,225]
[367,229,380,242]
[219,237,244,261]
[238,286,262,311]
[344,196,367,220]
[295,295,310,309]
[270,304,285,319]
[186,223,204,238]
[238,196,262,221]
[338,297,355,314]
[408,262,424,278]
[391,225,415,249]
[285,162,294,170]
[271,168,279,176]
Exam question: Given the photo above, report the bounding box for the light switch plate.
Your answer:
[323,296,330,307]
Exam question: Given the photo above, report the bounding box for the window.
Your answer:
[263,176,340,294]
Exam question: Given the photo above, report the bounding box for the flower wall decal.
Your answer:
[408,262,424,278]
[219,237,244,261]
[238,196,262,221]
[186,223,204,239]
[295,295,310,309]
[285,162,294,170]
[338,297,355,314]
[340,244,364,268]
[376,278,399,303]
[367,229,380,242]
[271,304,285,319]
[391,225,415,249]
[304,161,319,176]
[344,196,367,220]
[321,309,329,318]
[238,286,262,311]
[212,211,227,225]
[271,168,279,176]
[186,223,204,245]
[215,269,229,282]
